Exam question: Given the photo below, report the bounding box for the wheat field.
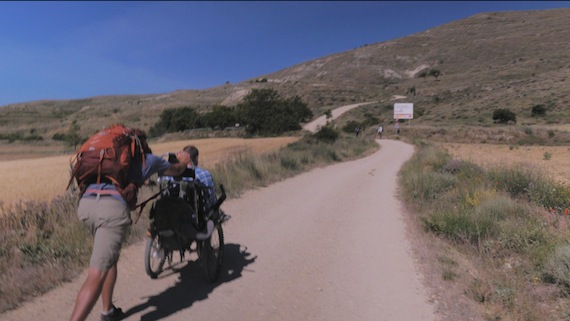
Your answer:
[0,137,299,213]
[439,143,570,186]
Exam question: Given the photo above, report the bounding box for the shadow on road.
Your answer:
[125,243,256,320]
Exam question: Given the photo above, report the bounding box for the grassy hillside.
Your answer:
[1,8,569,141]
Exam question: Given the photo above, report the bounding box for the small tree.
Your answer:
[65,121,83,149]
[235,88,310,135]
[493,108,517,124]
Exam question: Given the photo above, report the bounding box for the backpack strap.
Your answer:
[96,149,104,184]
[66,153,81,191]
[132,190,162,224]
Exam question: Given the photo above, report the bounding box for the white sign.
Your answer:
[394,103,414,120]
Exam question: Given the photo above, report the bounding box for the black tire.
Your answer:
[144,234,166,279]
[199,223,224,282]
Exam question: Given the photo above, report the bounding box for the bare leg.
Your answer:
[69,267,108,321]
[101,263,118,312]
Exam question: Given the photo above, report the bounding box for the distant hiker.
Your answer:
[355,126,361,137]
[394,120,400,135]
[377,125,383,139]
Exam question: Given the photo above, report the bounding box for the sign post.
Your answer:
[393,103,414,120]
[393,103,413,135]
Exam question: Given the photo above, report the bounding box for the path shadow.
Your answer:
[125,243,256,320]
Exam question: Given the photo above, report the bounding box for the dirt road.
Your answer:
[2,138,437,321]
[302,102,375,132]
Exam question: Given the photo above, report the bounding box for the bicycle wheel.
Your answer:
[144,234,166,279]
[198,223,224,282]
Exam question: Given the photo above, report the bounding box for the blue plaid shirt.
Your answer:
[195,167,217,209]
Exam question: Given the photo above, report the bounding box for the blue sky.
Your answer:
[1,1,568,106]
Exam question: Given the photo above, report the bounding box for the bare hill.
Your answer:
[1,8,569,138]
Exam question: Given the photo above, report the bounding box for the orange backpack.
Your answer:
[66,124,148,209]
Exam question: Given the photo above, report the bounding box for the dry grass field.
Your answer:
[0,137,299,214]
[0,143,66,161]
[439,143,570,186]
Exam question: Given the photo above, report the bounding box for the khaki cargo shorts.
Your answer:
[78,196,131,272]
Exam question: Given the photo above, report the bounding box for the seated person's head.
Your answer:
[183,145,199,166]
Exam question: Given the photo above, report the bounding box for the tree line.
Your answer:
[148,88,313,137]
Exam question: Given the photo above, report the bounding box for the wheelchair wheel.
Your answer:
[144,234,167,279]
[198,223,224,282]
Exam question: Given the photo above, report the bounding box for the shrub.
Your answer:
[52,132,66,141]
[543,243,570,288]
[488,166,536,199]
[421,206,499,244]
[531,104,547,117]
[441,159,484,180]
[527,180,570,212]
[65,121,83,149]
[497,216,551,255]
[342,121,362,134]
[314,126,339,143]
[493,108,517,124]
[543,151,552,160]
[280,156,300,171]
[404,171,457,201]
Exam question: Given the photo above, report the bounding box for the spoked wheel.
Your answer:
[144,234,167,279]
[198,223,224,282]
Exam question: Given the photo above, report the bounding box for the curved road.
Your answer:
[2,103,437,321]
[302,102,375,132]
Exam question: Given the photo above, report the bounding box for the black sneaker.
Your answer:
[101,305,125,321]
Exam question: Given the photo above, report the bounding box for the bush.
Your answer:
[441,159,484,180]
[543,243,570,287]
[314,126,339,143]
[52,133,66,141]
[404,171,457,201]
[342,121,362,134]
[531,104,547,117]
[493,108,517,124]
[488,166,536,199]
[489,165,570,211]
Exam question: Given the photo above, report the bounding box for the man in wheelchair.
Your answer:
[157,145,230,242]
[182,145,230,223]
